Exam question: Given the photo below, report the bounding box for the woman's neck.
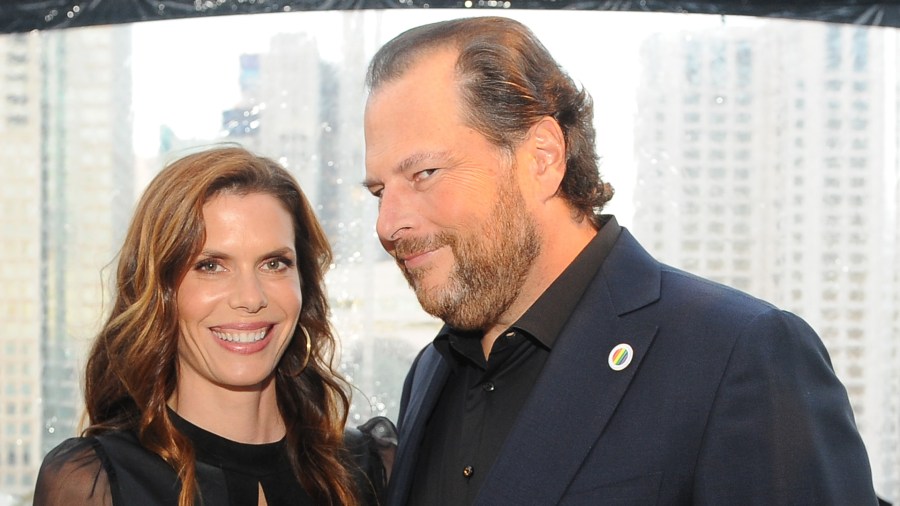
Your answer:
[168,375,285,444]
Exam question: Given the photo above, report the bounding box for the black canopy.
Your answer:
[2,0,900,34]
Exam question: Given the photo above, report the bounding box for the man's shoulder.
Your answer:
[658,263,777,314]
[649,264,827,361]
[407,342,444,378]
[599,229,802,338]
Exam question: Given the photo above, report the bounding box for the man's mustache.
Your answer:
[392,234,453,261]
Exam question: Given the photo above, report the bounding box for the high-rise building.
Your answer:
[0,25,133,498]
[218,15,437,423]
[0,30,44,497]
[633,22,899,500]
[254,33,323,203]
[220,54,263,143]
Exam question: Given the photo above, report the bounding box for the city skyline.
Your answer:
[1,10,897,504]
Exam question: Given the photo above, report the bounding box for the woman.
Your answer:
[34,146,392,506]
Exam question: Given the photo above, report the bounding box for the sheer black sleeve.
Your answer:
[34,437,114,506]
[345,416,398,506]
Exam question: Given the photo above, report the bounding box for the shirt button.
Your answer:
[462,465,475,478]
[482,382,495,392]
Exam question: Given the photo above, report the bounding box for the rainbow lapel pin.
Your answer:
[608,343,634,371]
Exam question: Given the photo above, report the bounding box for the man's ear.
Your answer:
[528,116,566,201]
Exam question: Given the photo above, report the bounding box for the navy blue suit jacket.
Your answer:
[387,226,877,505]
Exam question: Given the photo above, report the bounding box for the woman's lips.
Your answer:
[210,323,275,354]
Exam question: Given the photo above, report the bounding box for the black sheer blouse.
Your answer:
[34,413,394,506]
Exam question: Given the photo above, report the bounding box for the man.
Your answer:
[362,16,878,506]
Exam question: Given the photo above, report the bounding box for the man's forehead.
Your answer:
[365,56,463,129]
[372,46,459,95]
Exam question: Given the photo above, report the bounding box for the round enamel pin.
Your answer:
[608,343,634,371]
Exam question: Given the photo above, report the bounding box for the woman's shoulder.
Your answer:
[34,436,113,506]
[36,429,180,506]
[345,417,398,506]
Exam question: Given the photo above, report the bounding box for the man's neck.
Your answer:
[479,218,598,359]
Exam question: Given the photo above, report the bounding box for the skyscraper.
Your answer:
[633,21,899,500]
[0,25,133,497]
[0,30,44,497]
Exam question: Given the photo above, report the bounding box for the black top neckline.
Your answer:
[168,409,291,477]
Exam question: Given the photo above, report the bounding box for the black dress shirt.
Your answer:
[407,216,620,506]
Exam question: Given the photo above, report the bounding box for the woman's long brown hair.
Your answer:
[83,146,358,506]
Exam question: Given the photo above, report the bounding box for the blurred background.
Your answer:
[0,2,897,503]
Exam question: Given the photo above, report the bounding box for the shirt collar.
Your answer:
[435,214,621,353]
[515,215,620,348]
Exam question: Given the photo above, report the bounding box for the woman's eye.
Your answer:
[195,260,222,273]
[263,258,293,272]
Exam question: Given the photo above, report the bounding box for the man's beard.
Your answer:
[394,171,541,331]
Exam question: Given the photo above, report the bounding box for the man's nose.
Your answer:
[375,186,413,245]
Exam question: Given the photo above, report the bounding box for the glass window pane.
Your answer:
[0,9,897,503]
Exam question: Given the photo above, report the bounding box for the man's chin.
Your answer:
[413,287,456,321]
[412,288,444,315]
[406,268,444,295]
[416,294,487,331]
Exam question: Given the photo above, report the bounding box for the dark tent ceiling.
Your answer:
[2,0,900,34]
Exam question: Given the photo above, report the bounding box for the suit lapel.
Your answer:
[388,345,450,506]
[474,229,661,505]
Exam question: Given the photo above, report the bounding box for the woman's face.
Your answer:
[175,191,302,393]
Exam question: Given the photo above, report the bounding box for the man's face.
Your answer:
[363,49,540,331]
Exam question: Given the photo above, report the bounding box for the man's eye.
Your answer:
[413,168,437,181]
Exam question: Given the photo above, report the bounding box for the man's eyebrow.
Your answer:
[362,151,451,189]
